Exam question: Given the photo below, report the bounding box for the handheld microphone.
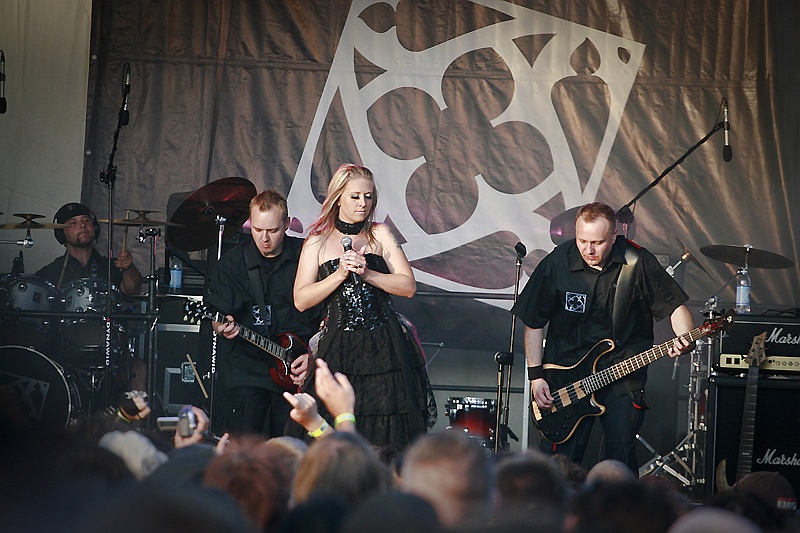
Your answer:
[722,99,732,162]
[1,50,7,114]
[340,236,360,285]
[121,63,130,126]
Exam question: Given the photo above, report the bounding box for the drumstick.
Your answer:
[186,353,209,399]
[56,250,70,291]
[121,210,130,255]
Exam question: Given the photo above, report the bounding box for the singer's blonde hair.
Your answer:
[307,164,378,245]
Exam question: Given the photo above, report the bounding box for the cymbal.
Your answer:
[0,213,68,230]
[700,244,794,269]
[99,215,183,227]
[123,209,160,217]
[167,177,257,251]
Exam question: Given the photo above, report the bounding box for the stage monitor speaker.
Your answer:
[705,375,800,501]
[154,297,212,416]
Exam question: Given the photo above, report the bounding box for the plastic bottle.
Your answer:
[169,256,183,293]
[734,267,751,314]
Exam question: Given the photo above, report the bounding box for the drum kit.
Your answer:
[0,177,257,432]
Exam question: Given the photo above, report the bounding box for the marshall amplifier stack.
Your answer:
[705,314,800,501]
[715,315,800,374]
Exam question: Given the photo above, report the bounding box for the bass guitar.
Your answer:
[184,300,309,391]
[715,331,767,492]
[531,311,735,444]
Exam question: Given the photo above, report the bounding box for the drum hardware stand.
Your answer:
[69,364,110,416]
[205,214,227,427]
[637,341,711,486]
[493,241,526,453]
[638,299,719,489]
[139,225,161,430]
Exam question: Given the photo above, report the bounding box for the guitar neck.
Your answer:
[583,327,706,394]
[736,363,760,481]
[207,309,290,364]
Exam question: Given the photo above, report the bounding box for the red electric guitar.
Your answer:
[184,300,309,391]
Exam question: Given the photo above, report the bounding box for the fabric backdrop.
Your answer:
[80,0,800,351]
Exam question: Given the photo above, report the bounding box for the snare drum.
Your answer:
[60,278,121,347]
[0,345,81,431]
[446,396,496,440]
[0,274,57,350]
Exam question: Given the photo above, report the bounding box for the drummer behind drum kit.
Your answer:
[0,211,180,432]
[0,179,259,433]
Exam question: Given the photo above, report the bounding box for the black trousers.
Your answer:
[538,389,648,473]
[222,386,292,438]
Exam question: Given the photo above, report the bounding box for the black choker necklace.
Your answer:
[335,218,366,235]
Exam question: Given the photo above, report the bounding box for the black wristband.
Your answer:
[527,365,545,380]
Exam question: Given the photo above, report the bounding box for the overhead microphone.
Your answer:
[1,50,7,114]
[722,98,732,162]
[121,63,131,125]
[340,236,360,285]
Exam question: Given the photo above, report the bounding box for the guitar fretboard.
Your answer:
[199,307,289,364]
[582,326,708,394]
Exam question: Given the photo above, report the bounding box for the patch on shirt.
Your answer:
[565,292,587,313]
[251,304,272,327]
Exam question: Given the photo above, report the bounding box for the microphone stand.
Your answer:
[616,120,725,230]
[493,242,526,453]
[97,64,131,410]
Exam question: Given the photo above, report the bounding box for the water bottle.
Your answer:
[734,267,751,314]
[169,256,183,293]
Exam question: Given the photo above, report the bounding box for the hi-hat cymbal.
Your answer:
[167,177,257,251]
[700,244,794,269]
[0,213,68,230]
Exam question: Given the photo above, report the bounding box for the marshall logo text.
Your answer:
[756,448,800,467]
[766,327,800,345]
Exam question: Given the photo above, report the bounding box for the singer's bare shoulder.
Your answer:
[373,222,402,249]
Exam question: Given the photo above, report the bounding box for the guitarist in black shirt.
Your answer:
[512,202,695,473]
[206,189,321,437]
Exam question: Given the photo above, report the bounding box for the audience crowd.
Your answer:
[1,357,798,533]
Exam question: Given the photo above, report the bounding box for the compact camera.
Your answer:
[156,405,196,437]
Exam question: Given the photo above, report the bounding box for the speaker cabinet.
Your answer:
[154,298,212,415]
[705,375,800,501]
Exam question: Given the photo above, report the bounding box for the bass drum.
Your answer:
[0,345,81,432]
[445,396,496,442]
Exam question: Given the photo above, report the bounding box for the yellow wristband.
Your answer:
[308,420,329,438]
[334,412,356,429]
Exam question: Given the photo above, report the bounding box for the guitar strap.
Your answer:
[612,241,641,343]
[247,266,270,338]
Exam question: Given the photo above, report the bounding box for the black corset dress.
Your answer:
[314,253,437,448]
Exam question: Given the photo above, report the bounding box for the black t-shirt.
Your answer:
[36,249,124,290]
[205,236,321,391]
[512,235,689,391]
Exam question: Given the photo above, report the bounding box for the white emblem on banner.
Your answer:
[288,0,644,305]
